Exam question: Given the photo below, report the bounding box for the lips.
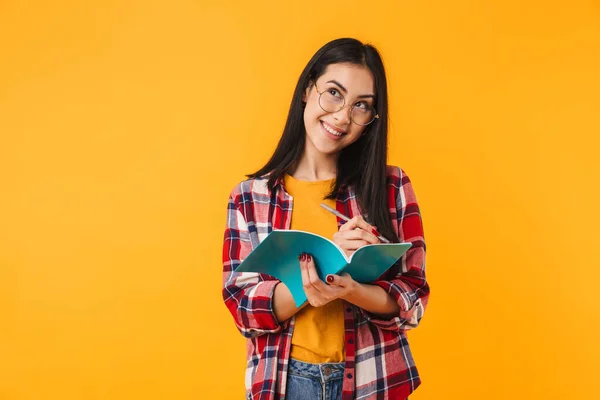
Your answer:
[320,121,346,140]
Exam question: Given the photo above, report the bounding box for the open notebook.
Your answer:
[234,230,412,307]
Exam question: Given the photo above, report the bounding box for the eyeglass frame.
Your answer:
[313,81,379,126]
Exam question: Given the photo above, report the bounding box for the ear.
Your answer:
[302,80,314,103]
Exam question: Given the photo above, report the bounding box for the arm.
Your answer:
[342,282,400,319]
[273,282,308,322]
[360,168,430,331]
[222,190,287,338]
[293,252,399,319]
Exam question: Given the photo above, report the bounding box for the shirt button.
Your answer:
[348,339,354,344]
[347,373,353,379]
[346,307,352,313]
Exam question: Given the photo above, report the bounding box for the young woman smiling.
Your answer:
[222,38,429,400]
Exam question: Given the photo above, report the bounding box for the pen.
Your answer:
[320,203,391,243]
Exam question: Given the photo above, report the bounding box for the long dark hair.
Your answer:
[248,38,399,243]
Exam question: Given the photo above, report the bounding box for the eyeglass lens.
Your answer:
[318,89,376,126]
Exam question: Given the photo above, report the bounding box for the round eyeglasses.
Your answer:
[314,82,379,126]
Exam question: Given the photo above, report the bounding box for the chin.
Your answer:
[308,132,344,155]
[316,145,341,156]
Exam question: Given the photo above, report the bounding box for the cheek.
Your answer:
[348,125,366,139]
[303,104,323,127]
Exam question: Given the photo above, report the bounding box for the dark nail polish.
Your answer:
[302,253,306,261]
[372,228,380,236]
[298,255,302,261]
[307,254,311,262]
[326,275,334,283]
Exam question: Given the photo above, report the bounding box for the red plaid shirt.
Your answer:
[222,166,429,400]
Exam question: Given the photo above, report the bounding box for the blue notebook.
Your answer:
[234,230,412,307]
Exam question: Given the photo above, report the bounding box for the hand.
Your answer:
[332,215,381,257]
[298,252,357,307]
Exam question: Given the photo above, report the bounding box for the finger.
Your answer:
[299,253,328,305]
[345,229,380,243]
[353,217,379,237]
[305,254,342,299]
[338,216,362,232]
[336,229,380,245]
[337,238,369,251]
[325,273,353,288]
[339,215,374,233]
[299,253,317,294]
[336,239,368,258]
[338,216,380,242]
[332,233,370,257]
[304,254,328,292]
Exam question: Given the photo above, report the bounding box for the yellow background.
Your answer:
[1,1,599,399]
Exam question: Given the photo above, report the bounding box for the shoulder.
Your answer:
[385,165,420,209]
[385,165,410,190]
[228,174,273,201]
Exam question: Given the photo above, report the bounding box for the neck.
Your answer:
[291,145,338,181]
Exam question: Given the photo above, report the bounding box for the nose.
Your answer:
[332,104,352,126]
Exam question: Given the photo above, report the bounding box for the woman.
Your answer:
[222,38,429,400]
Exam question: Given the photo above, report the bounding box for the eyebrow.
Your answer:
[325,80,375,99]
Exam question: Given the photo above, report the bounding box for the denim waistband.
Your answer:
[288,358,345,383]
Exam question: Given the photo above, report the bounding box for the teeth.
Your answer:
[322,122,343,136]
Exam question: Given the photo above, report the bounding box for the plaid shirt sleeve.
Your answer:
[361,167,430,331]
[222,186,285,338]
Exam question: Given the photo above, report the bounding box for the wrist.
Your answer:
[342,280,362,302]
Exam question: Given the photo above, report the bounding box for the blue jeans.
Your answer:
[285,358,345,400]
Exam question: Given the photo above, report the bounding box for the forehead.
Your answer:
[318,63,375,95]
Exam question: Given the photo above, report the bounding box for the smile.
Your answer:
[320,121,345,137]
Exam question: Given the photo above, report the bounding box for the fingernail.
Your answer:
[302,253,306,261]
[298,254,302,261]
[326,275,334,283]
[372,228,381,236]
[307,254,312,262]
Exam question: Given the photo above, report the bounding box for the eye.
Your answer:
[354,101,368,110]
[327,88,342,98]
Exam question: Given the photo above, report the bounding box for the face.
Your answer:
[302,63,376,157]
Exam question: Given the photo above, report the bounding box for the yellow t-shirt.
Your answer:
[283,174,345,363]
